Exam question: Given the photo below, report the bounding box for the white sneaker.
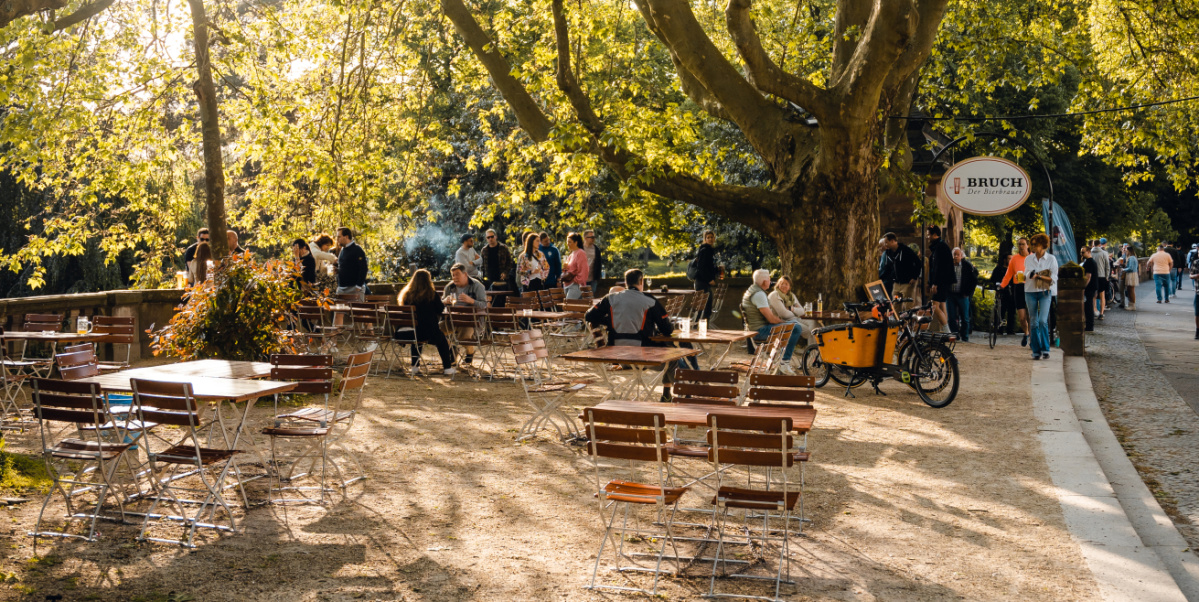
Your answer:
[443,367,457,376]
[778,363,796,376]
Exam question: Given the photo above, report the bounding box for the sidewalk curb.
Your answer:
[1031,355,1187,601]
[1066,356,1199,601]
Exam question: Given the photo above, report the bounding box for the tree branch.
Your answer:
[724,0,828,120]
[551,0,785,226]
[830,0,871,82]
[439,0,553,142]
[630,0,731,121]
[636,0,794,168]
[831,0,916,117]
[0,0,67,29]
[51,0,113,31]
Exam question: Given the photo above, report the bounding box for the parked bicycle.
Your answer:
[983,282,1005,349]
[801,290,960,408]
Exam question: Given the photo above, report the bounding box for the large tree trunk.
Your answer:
[186,0,229,259]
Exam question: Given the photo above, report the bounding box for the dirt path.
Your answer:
[0,343,1096,601]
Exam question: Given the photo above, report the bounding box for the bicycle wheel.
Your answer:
[988,295,1000,349]
[800,344,830,387]
[828,362,867,388]
[909,343,959,408]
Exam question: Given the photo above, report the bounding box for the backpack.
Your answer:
[686,256,699,281]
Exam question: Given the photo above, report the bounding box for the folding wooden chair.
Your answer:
[488,308,524,378]
[583,408,689,596]
[268,354,335,415]
[129,379,245,547]
[511,343,586,443]
[348,303,389,372]
[0,364,30,429]
[579,286,595,300]
[545,299,593,354]
[744,374,814,524]
[13,313,63,377]
[262,351,372,504]
[364,294,394,306]
[447,306,490,380]
[92,315,136,371]
[689,290,710,323]
[706,413,801,601]
[29,379,134,546]
[535,290,555,311]
[709,282,729,320]
[665,370,742,498]
[295,300,342,354]
[382,305,420,378]
[548,286,566,310]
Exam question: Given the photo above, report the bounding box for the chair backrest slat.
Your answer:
[31,378,108,425]
[675,369,738,385]
[271,353,333,367]
[583,409,669,462]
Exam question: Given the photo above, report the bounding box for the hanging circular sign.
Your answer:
[940,156,1032,216]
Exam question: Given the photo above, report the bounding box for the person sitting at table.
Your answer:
[291,238,317,292]
[443,263,487,365]
[768,275,811,341]
[741,269,803,375]
[585,269,695,397]
[398,269,455,376]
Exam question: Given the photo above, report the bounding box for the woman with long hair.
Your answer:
[1023,233,1058,360]
[192,241,212,283]
[398,269,455,375]
[561,232,588,299]
[517,232,548,292]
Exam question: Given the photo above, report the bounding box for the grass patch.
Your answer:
[0,439,51,494]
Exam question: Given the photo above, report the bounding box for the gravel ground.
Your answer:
[0,339,1097,601]
[1085,281,1199,548]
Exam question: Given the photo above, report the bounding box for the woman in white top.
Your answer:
[1023,232,1058,360]
[768,275,811,341]
[310,234,338,275]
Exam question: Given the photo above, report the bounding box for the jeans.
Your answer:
[947,294,971,341]
[564,283,582,300]
[1025,290,1052,356]
[1084,289,1095,330]
[335,286,364,302]
[754,319,804,361]
[1176,269,1184,290]
[1154,274,1170,301]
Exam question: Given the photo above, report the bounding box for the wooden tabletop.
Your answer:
[485,290,514,296]
[74,372,296,402]
[648,289,696,296]
[524,310,573,320]
[121,360,274,380]
[586,399,815,432]
[561,346,699,366]
[650,329,756,344]
[0,331,107,342]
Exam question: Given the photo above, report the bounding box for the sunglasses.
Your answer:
[200,238,209,242]
[585,236,595,240]
[486,236,496,239]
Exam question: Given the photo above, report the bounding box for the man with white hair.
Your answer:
[740,269,803,375]
[947,247,978,342]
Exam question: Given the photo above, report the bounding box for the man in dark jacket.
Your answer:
[480,228,515,292]
[927,225,954,332]
[335,227,368,301]
[584,230,603,291]
[538,232,562,289]
[881,232,922,302]
[691,230,719,318]
[947,247,979,342]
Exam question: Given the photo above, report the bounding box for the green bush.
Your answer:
[151,253,302,361]
[971,287,998,333]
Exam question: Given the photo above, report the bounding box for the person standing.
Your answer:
[1001,237,1032,346]
[1187,244,1198,291]
[292,239,317,292]
[516,232,548,292]
[539,232,562,289]
[480,229,514,293]
[882,232,922,303]
[1163,242,1179,298]
[1148,244,1174,303]
[335,227,368,301]
[1121,245,1139,310]
[227,230,246,256]
[1190,254,1199,339]
[691,230,719,319]
[1024,233,1058,360]
[1091,239,1110,320]
[561,232,589,300]
[926,225,953,332]
[184,228,210,285]
[947,247,978,342]
[583,229,603,291]
[1081,246,1098,331]
[454,234,483,279]
[310,234,338,276]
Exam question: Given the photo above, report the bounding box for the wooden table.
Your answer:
[0,331,107,343]
[75,366,297,500]
[115,359,273,381]
[587,399,815,433]
[561,346,699,402]
[648,289,697,296]
[650,329,755,369]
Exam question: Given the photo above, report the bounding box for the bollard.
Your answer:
[1057,263,1086,356]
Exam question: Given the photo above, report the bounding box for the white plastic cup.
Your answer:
[680,318,691,333]
[698,320,708,336]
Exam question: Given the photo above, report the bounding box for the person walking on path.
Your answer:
[947,247,978,342]
[1001,237,1032,346]
[1148,245,1174,304]
[690,230,719,319]
[454,234,483,279]
[1024,233,1058,360]
[583,230,603,292]
[1164,242,1181,298]
[927,225,954,332]
[881,232,922,303]
[1190,257,1199,339]
[335,227,368,302]
[539,232,562,289]
[1081,246,1098,331]
[561,232,589,300]
[1091,239,1110,320]
[1121,245,1139,310]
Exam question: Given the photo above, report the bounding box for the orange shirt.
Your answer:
[1001,253,1028,288]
